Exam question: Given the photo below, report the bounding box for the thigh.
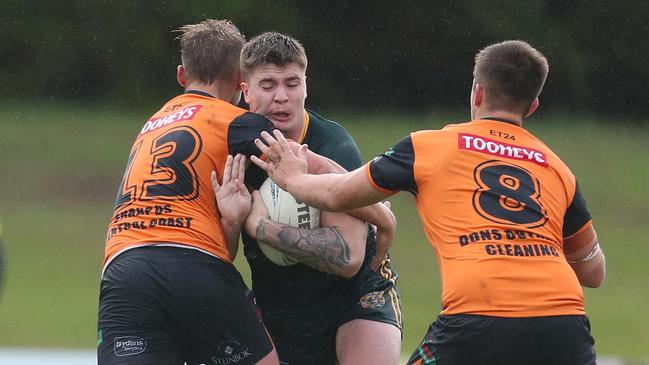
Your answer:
[177,257,276,365]
[337,260,402,365]
[341,258,403,331]
[533,315,597,365]
[182,289,274,365]
[263,315,337,365]
[97,254,183,365]
[407,315,597,365]
[336,319,401,365]
[406,315,478,365]
[99,246,276,365]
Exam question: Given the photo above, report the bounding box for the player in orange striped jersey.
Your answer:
[98,20,279,365]
[252,40,605,365]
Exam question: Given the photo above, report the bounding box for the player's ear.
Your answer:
[304,74,308,100]
[473,82,483,107]
[177,65,186,87]
[241,81,251,103]
[234,69,243,90]
[525,98,539,117]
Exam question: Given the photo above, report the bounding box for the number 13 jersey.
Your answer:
[366,118,593,317]
[104,91,274,268]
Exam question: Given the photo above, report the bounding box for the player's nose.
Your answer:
[273,87,289,103]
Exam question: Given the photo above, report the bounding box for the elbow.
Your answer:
[338,255,363,278]
[576,255,606,288]
[581,267,606,288]
[327,198,348,212]
[337,233,365,279]
[385,208,397,232]
[581,277,604,288]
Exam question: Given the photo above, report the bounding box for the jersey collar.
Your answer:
[480,116,522,126]
[184,89,216,98]
[294,111,310,144]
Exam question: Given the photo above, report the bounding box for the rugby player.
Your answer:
[251,40,606,365]
[97,19,279,365]
[237,32,402,364]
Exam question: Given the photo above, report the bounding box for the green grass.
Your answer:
[0,103,647,361]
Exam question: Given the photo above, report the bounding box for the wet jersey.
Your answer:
[104,91,274,266]
[243,110,398,340]
[367,118,592,317]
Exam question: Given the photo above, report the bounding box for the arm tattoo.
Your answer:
[256,219,351,275]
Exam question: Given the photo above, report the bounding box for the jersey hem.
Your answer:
[102,242,228,278]
[440,308,586,317]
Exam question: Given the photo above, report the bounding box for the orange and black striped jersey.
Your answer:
[366,118,593,317]
[104,91,274,267]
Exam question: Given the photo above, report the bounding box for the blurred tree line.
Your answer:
[2,0,647,116]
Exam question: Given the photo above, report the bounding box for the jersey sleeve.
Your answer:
[562,181,592,238]
[367,135,417,195]
[227,112,275,157]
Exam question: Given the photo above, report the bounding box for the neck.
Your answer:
[184,80,238,103]
[285,110,307,141]
[474,110,524,127]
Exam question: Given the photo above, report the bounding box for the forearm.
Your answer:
[256,218,354,276]
[220,217,242,260]
[346,202,395,233]
[305,149,347,175]
[286,171,381,213]
[307,155,394,227]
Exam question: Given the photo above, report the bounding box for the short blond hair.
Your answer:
[175,19,245,84]
[474,40,549,114]
[240,32,307,80]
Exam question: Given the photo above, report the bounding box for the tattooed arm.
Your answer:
[246,191,367,278]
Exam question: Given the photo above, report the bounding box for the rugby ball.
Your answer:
[258,177,320,266]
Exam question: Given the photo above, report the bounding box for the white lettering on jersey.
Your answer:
[458,133,548,167]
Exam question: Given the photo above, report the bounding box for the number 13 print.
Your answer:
[114,126,203,208]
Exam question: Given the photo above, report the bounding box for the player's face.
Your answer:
[242,63,307,140]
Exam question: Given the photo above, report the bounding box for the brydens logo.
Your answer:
[114,336,147,356]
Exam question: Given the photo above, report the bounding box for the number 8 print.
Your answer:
[472,160,548,228]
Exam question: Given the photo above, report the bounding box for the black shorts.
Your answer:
[97,246,274,365]
[407,314,596,365]
[339,256,402,330]
[266,257,403,365]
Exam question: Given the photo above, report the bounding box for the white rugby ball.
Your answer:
[258,177,320,266]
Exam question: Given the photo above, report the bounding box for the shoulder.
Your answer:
[306,109,355,142]
[231,111,274,126]
[409,127,449,145]
[439,120,475,132]
[517,127,573,172]
[305,109,362,169]
[409,120,470,137]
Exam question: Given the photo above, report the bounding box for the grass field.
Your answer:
[0,102,647,361]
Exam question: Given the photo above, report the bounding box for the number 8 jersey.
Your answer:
[366,118,593,317]
[104,91,274,268]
